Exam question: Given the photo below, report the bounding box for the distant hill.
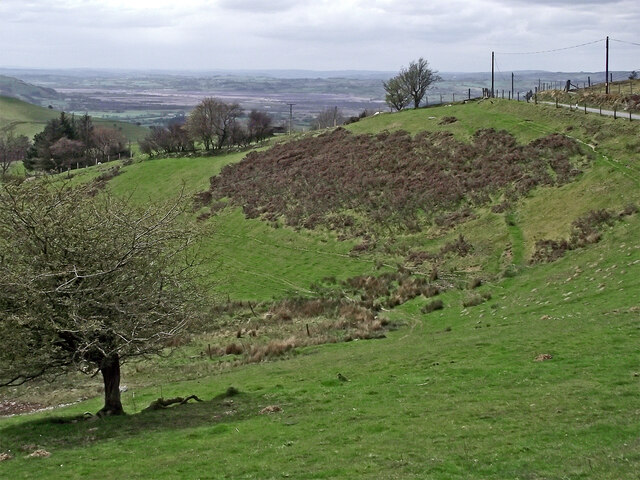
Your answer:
[0,74,60,105]
[0,95,148,141]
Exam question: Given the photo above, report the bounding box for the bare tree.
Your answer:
[383,76,411,111]
[0,181,204,416]
[0,131,31,178]
[248,110,273,143]
[230,123,251,148]
[398,58,441,109]
[50,137,84,173]
[187,98,242,151]
[92,126,127,163]
[313,107,345,130]
[168,124,194,152]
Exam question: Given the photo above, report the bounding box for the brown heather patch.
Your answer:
[200,128,587,236]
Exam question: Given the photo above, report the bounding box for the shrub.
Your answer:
[225,343,244,355]
[249,338,296,363]
[422,299,444,313]
[440,235,473,257]
[422,285,440,298]
[502,264,519,278]
[462,293,485,308]
[439,116,458,125]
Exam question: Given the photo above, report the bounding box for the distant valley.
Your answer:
[0,68,633,130]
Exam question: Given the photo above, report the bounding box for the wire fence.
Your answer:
[421,36,640,116]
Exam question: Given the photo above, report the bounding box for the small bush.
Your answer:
[429,268,438,282]
[225,387,240,397]
[421,299,444,313]
[165,334,191,347]
[620,203,638,217]
[502,264,519,278]
[467,278,482,289]
[439,116,458,125]
[422,285,440,298]
[225,343,244,355]
[249,338,296,363]
[531,239,571,264]
[440,235,473,257]
[462,293,485,308]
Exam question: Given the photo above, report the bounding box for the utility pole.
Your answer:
[511,72,514,99]
[491,51,495,98]
[287,103,295,135]
[605,36,609,94]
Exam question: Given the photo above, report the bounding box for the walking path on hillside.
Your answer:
[540,101,640,120]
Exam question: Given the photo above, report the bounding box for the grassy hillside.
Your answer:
[1,99,638,479]
[0,75,59,105]
[0,95,148,141]
[349,100,639,246]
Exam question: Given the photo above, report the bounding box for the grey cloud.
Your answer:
[0,0,638,72]
[217,0,305,13]
[508,0,623,4]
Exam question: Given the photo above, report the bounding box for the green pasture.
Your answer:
[0,96,148,141]
[1,99,639,479]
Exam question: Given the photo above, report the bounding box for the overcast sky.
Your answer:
[1,0,638,73]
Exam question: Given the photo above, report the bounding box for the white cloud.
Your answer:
[0,0,637,71]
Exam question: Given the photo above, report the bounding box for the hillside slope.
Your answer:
[0,99,638,479]
[0,74,60,105]
[0,95,148,141]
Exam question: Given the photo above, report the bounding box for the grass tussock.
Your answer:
[421,299,444,314]
[462,291,492,308]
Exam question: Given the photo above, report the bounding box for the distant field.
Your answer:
[0,95,149,141]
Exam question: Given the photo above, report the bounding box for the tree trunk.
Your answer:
[97,353,124,416]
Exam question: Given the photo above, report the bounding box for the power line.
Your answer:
[611,38,640,47]
[493,56,507,83]
[496,38,604,55]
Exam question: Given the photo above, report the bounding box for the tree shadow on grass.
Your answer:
[0,388,271,453]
